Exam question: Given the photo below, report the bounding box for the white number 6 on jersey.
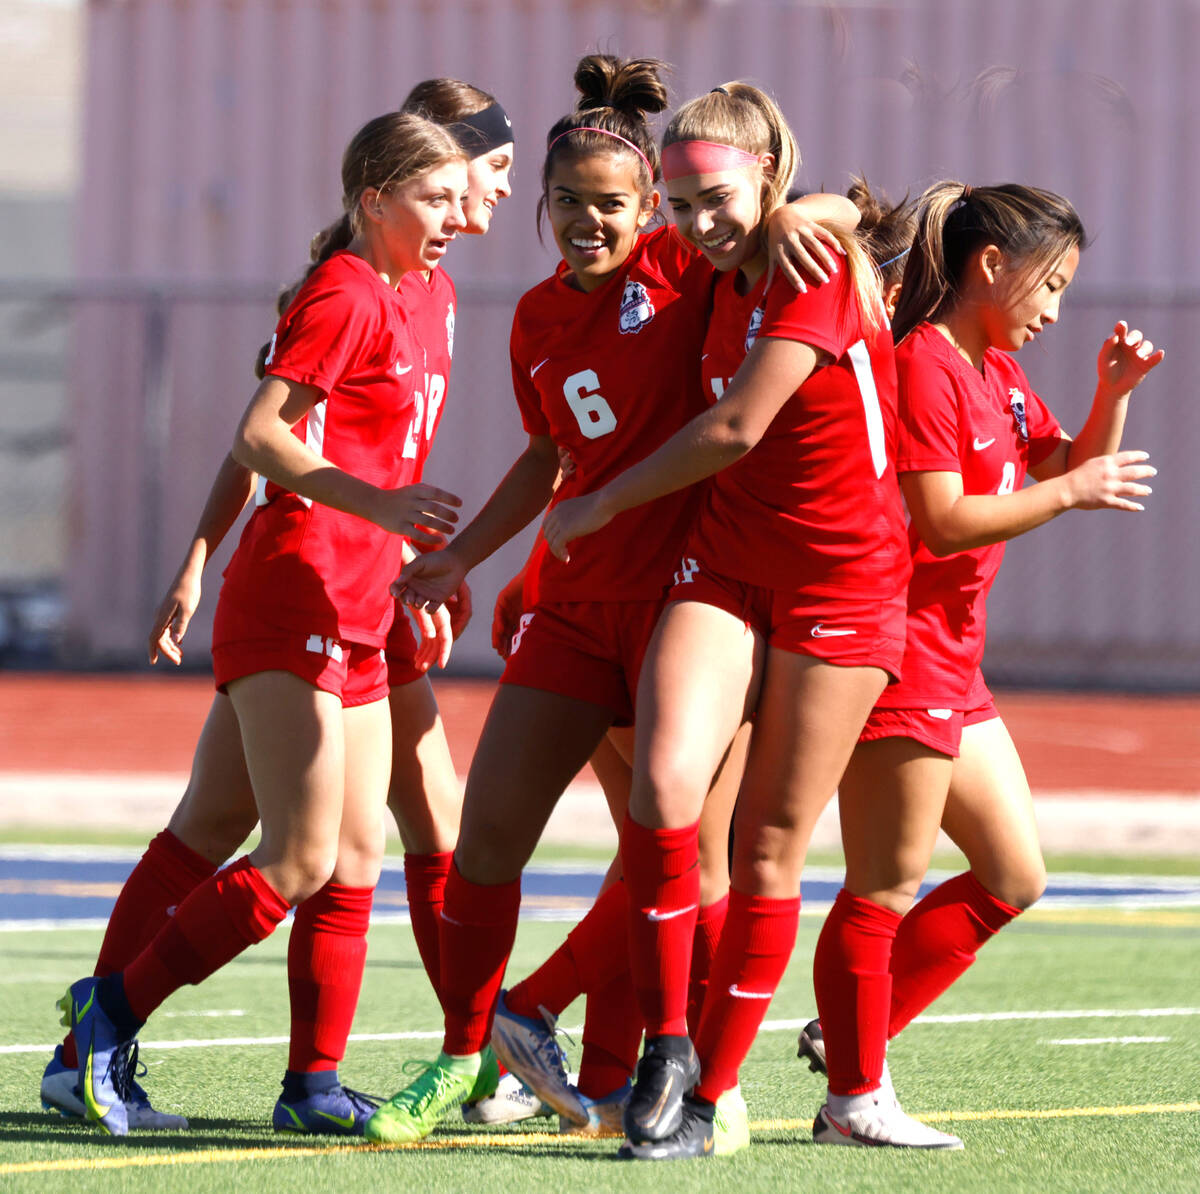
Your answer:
[563,369,618,439]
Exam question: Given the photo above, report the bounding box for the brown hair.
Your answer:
[891,181,1087,342]
[401,77,495,123]
[256,112,463,377]
[537,54,669,232]
[846,176,916,288]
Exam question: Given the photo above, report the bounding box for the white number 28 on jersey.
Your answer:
[563,369,618,439]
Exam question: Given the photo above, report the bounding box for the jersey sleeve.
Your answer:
[758,267,853,360]
[509,301,551,437]
[895,351,963,473]
[263,277,376,396]
[1023,388,1063,467]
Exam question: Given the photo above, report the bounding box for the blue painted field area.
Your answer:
[2,845,1199,928]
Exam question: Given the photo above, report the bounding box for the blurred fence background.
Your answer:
[2,0,1197,686]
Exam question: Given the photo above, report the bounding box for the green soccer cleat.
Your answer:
[713,1085,750,1155]
[364,1047,499,1144]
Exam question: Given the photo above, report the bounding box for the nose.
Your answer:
[496,170,512,199]
[1043,294,1062,325]
[580,204,603,230]
[447,200,467,232]
[694,208,714,236]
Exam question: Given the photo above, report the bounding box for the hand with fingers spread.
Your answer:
[372,483,462,545]
[147,563,204,665]
[391,545,468,610]
[1098,321,1165,397]
[1064,449,1156,512]
[542,491,613,563]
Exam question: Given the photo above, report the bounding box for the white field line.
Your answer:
[1046,1036,1171,1045]
[5,1006,1199,1056]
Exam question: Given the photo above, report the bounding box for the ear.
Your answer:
[979,244,1005,285]
[758,152,777,179]
[360,188,386,225]
[883,280,904,321]
[637,188,660,228]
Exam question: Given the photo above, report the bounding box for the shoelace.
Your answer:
[392,1059,466,1114]
[340,1086,383,1115]
[534,1005,574,1078]
[108,1039,140,1103]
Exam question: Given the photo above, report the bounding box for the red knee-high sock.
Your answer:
[507,880,629,1020]
[287,882,374,1072]
[813,889,901,1096]
[888,871,1020,1038]
[122,856,291,1021]
[578,970,643,1099]
[439,862,521,1056]
[620,813,700,1038]
[693,889,799,1104]
[403,851,452,1004]
[687,894,729,1039]
[61,830,218,1068]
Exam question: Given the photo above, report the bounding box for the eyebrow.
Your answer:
[552,185,630,199]
[666,184,729,201]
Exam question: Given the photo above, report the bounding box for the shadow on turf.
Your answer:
[1,1111,323,1150]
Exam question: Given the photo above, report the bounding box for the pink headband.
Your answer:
[661,140,762,182]
[548,127,653,177]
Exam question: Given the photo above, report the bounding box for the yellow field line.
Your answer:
[5,1104,1199,1175]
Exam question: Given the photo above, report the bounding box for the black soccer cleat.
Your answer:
[622,1034,700,1144]
[796,1017,827,1075]
[619,1094,715,1160]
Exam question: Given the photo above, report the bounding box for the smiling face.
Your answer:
[463,142,514,234]
[666,165,766,275]
[369,159,469,274]
[546,150,656,292]
[984,242,1081,352]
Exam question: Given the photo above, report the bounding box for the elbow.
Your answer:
[914,523,965,558]
[231,421,267,473]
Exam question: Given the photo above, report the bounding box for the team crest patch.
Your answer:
[745,304,765,353]
[1008,386,1028,441]
[619,280,655,334]
[445,303,456,359]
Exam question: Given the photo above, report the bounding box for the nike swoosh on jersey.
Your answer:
[811,624,857,638]
[530,358,550,378]
[395,363,414,375]
[645,903,699,923]
[973,436,995,450]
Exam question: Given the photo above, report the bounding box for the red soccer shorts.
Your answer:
[211,596,389,708]
[666,557,906,681]
[498,599,664,726]
[384,609,425,689]
[858,668,999,756]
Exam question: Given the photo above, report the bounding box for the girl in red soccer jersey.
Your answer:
[369,57,855,1145]
[55,112,466,1139]
[539,82,918,1160]
[40,82,519,1137]
[806,182,1162,1150]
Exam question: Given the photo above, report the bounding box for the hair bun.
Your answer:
[573,54,669,120]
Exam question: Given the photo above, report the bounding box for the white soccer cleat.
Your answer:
[462,1070,557,1125]
[813,1091,963,1150]
[491,990,589,1125]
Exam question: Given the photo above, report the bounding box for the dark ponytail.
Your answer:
[892,181,1086,343]
[537,54,669,232]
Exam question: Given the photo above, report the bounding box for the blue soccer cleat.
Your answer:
[57,977,133,1136]
[273,1082,382,1135]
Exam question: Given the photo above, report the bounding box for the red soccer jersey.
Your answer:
[399,267,456,476]
[510,225,713,602]
[690,265,908,597]
[220,251,425,646]
[877,322,1063,708]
